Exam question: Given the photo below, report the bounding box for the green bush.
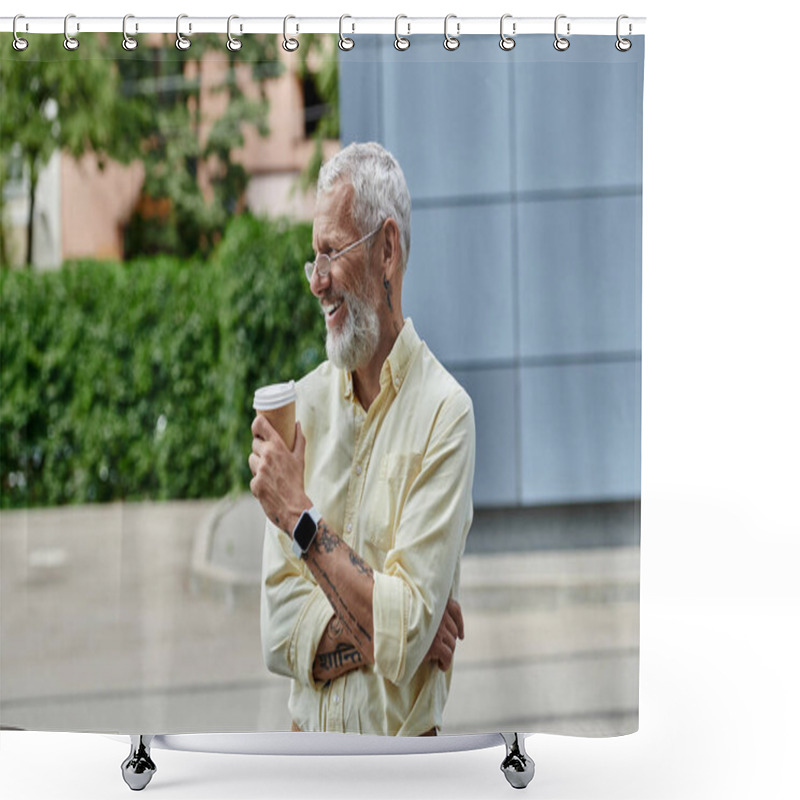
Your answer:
[0,214,325,509]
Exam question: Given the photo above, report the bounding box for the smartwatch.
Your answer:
[291,506,321,558]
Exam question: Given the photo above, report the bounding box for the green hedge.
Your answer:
[0,214,326,509]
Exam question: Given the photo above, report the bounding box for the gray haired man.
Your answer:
[249,142,475,735]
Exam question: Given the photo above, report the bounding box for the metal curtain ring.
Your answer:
[12,14,28,51]
[283,15,299,52]
[443,14,460,51]
[553,14,570,51]
[616,14,632,51]
[175,14,191,50]
[122,14,138,51]
[227,15,242,51]
[64,13,79,51]
[394,15,410,50]
[339,15,355,51]
[499,14,516,51]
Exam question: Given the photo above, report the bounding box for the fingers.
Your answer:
[250,418,289,462]
[251,414,279,443]
[434,638,454,671]
[424,601,466,672]
[438,598,464,641]
[251,415,266,439]
[442,613,458,641]
[253,417,305,466]
[249,440,274,472]
[427,641,447,670]
[425,620,460,672]
[434,629,456,659]
[448,598,465,639]
[441,628,456,655]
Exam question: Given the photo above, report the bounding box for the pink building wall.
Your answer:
[60,45,338,262]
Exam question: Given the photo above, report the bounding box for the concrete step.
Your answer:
[458,548,640,611]
[190,494,640,610]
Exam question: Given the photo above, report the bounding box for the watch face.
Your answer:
[294,512,317,551]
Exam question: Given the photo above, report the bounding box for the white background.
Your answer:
[2,1,799,798]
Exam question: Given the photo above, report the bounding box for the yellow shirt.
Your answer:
[260,319,475,735]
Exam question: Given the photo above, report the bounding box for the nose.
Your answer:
[309,261,331,297]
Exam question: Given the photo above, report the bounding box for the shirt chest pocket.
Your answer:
[361,451,423,562]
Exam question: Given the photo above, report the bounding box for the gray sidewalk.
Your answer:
[1,498,638,737]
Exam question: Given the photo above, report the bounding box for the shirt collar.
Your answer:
[343,368,354,400]
[341,318,419,400]
[381,317,418,393]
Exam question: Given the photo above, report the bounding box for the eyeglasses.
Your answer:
[304,223,383,283]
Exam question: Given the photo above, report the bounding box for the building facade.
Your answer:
[1,37,337,269]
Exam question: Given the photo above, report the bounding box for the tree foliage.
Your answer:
[108,34,282,258]
[0,35,120,266]
[0,33,283,265]
[0,215,325,508]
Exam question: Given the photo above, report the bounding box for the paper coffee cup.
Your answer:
[253,381,296,450]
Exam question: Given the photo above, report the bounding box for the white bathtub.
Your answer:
[108,731,535,790]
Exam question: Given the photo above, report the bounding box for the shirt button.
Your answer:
[345,523,353,533]
[394,377,401,388]
[355,465,362,475]
[333,694,341,704]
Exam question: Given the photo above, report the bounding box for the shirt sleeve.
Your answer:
[261,520,335,688]
[371,390,476,686]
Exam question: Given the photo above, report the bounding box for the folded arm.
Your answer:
[307,393,475,685]
[253,392,475,688]
[312,615,365,683]
[370,393,475,685]
[312,599,465,683]
[302,518,376,663]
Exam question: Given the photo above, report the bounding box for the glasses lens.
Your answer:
[306,254,331,282]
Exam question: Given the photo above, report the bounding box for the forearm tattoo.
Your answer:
[328,616,344,639]
[349,549,374,577]
[316,643,363,672]
[316,564,373,646]
[313,522,340,554]
[309,521,374,649]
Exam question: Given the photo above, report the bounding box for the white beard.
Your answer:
[325,287,380,371]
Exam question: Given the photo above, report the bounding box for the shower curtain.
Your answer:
[0,26,644,740]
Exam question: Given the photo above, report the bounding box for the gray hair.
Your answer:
[317,142,411,274]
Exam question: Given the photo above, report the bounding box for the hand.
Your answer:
[248,418,311,534]
[425,598,465,671]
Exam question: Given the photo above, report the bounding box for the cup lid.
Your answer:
[253,381,296,410]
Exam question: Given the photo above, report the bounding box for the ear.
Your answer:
[380,218,402,282]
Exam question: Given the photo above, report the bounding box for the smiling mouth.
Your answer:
[324,299,343,317]
[321,298,346,327]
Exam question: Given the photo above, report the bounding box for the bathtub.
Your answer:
[111,731,535,791]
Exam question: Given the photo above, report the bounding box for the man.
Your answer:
[249,142,475,736]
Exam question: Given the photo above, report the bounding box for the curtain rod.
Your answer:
[1,16,646,37]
